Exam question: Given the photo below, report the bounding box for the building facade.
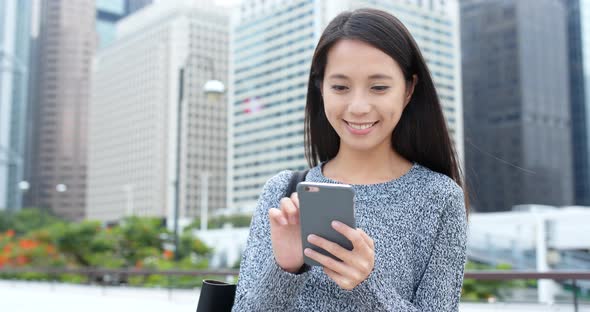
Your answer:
[28,0,96,220]
[461,0,573,212]
[96,0,153,49]
[565,0,590,206]
[230,0,463,211]
[87,1,229,222]
[0,0,32,211]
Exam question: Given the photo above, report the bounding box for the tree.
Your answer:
[1,213,214,287]
[0,208,61,235]
[114,217,165,266]
[56,221,116,267]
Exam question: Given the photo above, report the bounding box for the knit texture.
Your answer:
[232,162,467,311]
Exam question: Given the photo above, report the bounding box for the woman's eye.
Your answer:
[331,85,349,91]
[372,86,390,92]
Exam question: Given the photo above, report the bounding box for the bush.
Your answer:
[0,211,213,288]
[461,261,536,301]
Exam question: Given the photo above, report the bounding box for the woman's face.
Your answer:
[321,39,415,154]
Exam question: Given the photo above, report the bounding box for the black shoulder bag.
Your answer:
[196,170,309,312]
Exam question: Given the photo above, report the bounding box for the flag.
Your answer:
[243,96,264,114]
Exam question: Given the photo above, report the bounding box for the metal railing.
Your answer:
[0,267,238,286]
[1,268,589,310]
[0,267,238,277]
[463,271,590,312]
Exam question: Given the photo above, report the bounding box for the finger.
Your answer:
[280,197,299,225]
[331,221,368,250]
[310,234,374,280]
[323,266,355,291]
[268,207,288,226]
[303,247,348,276]
[307,234,353,263]
[358,229,375,250]
[290,192,299,209]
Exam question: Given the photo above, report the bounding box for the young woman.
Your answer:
[232,8,468,311]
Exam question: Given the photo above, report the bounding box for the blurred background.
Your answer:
[0,0,589,311]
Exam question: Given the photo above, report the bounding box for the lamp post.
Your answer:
[55,183,67,209]
[200,171,209,232]
[172,54,225,261]
[17,181,30,210]
[124,184,135,217]
[53,183,67,223]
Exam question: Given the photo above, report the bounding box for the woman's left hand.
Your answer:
[304,221,375,290]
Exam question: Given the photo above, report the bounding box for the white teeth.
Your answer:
[347,122,375,130]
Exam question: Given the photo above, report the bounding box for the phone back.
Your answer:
[297,182,355,266]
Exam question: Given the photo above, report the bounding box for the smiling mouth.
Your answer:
[345,120,378,130]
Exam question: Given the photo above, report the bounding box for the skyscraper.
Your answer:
[461,0,573,212]
[96,0,152,49]
[87,1,229,222]
[565,0,590,206]
[230,0,463,211]
[0,0,32,211]
[125,0,153,13]
[28,0,96,220]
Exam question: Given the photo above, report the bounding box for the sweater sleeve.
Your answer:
[351,186,467,311]
[231,171,312,311]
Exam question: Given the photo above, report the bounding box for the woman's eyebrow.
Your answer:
[327,74,349,80]
[368,74,393,80]
[327,73,393,80]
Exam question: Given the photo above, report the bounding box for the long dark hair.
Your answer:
[304,8,468,210]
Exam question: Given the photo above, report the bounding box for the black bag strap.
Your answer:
[285,170,309,197]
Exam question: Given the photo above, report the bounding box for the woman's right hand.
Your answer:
[268,192,304,273]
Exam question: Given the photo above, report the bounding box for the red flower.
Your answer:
[5,229,15,238]
[18,239,39,250]
[163,250,173,260]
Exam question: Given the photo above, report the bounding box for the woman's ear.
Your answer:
[404,75,418,107]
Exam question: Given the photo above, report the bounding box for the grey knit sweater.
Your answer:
[232,162,467,311]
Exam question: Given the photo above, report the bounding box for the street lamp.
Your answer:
[203,79,225,101]
[18,181,30,192]
[16,181,30,210]
[56,184,67,193]
[172,53,225,261]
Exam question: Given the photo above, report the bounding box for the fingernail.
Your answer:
[304,248,312,256]
[279,218,288,226]
[307,234,316,242]
[332,221,342,228]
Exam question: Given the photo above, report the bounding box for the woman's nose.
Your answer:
[347,92,371,115]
